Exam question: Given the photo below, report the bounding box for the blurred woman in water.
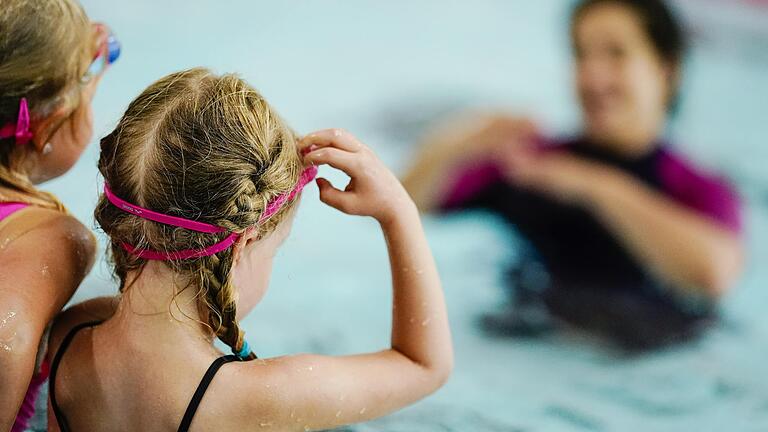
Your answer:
[403,0,744,350]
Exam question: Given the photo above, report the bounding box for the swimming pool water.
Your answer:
[29,1,768,430]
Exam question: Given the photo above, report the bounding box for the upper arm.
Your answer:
[0,212,97,328]
[658,152,743,234]
[238,350,447,431]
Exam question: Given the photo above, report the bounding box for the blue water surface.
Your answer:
[31,1,768,430]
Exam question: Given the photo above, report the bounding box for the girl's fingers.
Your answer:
[301,129,364,153]
[316,178,353,213]
[304,147,359,174]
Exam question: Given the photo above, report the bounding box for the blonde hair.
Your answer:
[0,0,91,210]
[95,68,304,358]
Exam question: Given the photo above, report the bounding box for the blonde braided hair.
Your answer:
[95,68,303,357]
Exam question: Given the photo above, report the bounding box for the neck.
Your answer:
[584,110,666,159]
[109,262,216,350]
[585,125,663,159]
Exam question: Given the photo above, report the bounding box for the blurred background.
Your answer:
[40,0,767,430]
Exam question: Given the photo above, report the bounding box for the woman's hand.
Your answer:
[302,129,415,226]
[472,115,540,161]
[401,113,538,211]
[500,147,610,206]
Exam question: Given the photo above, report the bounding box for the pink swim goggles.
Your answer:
[103,166,317,260]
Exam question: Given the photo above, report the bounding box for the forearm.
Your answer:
[381,203,453,379]
[0,357,35,432]
[587,170,743,297]
[401,134,467,212]
[0,314,44,432]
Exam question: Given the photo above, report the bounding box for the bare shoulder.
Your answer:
[0,209,98,321]
[0,208,96,271]
[47,296,119,363]
[29,210,97,261]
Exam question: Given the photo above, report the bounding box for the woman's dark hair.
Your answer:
[571,0,687,112]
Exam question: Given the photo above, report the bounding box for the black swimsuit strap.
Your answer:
[49,320,103,432]
[177,354,245,432]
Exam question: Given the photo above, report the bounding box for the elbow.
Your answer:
[435,359,454,389]
[428,357,454,390]
[696,246,745,299]
[418,352,454,393]
[697,266,739,299]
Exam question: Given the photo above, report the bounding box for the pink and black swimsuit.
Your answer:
[438,137,742,349]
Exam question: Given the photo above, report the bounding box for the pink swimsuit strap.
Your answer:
[0,202,29,221]
[104,165,317,260]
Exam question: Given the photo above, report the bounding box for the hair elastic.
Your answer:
[0,98,33,146]
[235,339,252,359]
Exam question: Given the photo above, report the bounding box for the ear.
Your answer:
[30,102,70,152]
[230,228,258,267]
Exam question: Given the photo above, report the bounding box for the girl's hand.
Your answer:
[302,129,415,226]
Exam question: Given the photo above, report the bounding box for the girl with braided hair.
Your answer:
[46,68,452,432]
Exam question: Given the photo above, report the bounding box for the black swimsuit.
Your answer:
[49,321,252,432]
[440,140,731,350]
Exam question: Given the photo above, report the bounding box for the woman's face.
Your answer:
[573,2,673,154]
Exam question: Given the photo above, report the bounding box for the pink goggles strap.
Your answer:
[0,98,33,146]
[104,184,225,234]
[105,165,317,260]
[121,232,241,261]
[259,165,318,223]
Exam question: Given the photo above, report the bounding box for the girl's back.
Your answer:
[48,68,452,431]
[49,307,269,431]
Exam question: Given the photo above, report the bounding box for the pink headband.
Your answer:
[0,98,33,146]
[104,165,318,260]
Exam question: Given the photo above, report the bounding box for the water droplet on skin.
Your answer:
[304,425,311,431]
[41,264,50,277]
[335,410,341,418]
[402,267,409,273]
[359,407,367,415]
[339,394,346,401]
[0,311,17,327]
[421,318,431,326]
[415,269,424,275]
[306,366,314,371]
[409,318,415,323]
[259,422,273,427]
[0,312,17,352]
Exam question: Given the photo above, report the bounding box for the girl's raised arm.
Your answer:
[239,129,453,430]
